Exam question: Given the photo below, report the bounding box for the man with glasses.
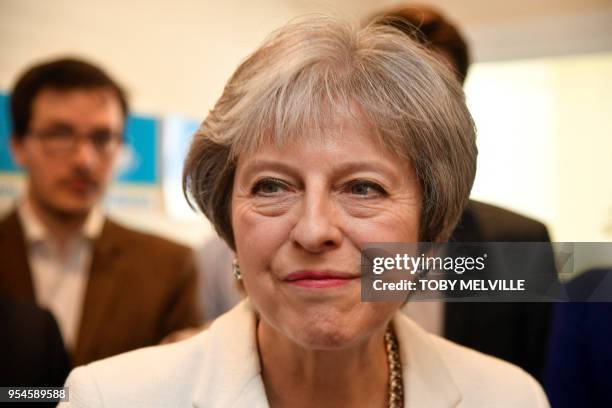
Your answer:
[0,58,201,370]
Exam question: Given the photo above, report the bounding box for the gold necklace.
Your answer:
[385,325,404,408]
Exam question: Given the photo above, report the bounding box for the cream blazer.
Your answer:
[61,300,549,407]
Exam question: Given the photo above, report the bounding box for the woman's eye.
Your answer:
[347,181,386,197]
[251,178,288,196]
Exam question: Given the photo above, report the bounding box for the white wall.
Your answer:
[291,0,612,62]
[552,54,612,242]
[0,0,300,118]
[465,54,612,242]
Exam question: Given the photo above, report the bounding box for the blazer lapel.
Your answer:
[74,220,122,366]
[394,313,462,408]
[192,303,461,408]
[0,209,35,300]
[192,300,269,408]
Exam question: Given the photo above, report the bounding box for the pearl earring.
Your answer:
[232,259,242,281]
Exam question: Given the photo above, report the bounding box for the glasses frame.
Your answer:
[26,127,124,157]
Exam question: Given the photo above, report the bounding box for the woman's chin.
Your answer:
[256,296,396,351]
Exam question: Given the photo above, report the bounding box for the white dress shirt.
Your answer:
[18,199,104,351]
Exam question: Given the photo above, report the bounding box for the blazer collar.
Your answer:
[192,300,268,408]
[192,300,462,408]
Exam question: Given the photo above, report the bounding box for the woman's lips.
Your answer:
[284,270,358,288]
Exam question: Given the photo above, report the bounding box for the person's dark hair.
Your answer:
[10,57,128,139]
[371,5,470,84]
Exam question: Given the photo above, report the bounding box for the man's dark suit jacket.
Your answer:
[445,200,555,382]
[0,209,202,367]
[544,269,612,408]
[0,294,70,387]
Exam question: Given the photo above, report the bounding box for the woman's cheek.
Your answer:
[342,210,420,244]
[248,196,298,217]
[233,201,295,262]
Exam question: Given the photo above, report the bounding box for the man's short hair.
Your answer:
[10,57,128,140]
[371,5,470,84]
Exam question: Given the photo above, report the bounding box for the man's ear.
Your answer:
[10,135,26,168]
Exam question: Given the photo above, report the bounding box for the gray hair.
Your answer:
[183,15,477,248]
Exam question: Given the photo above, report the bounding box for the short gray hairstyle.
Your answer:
[183,15,477,248]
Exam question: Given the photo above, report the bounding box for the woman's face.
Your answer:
[231,117,422,349]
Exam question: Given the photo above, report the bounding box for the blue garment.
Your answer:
[544,268,612,408]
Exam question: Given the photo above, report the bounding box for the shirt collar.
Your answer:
[18,198,47,244]
[18,197,105,244]
[82,206,105,240]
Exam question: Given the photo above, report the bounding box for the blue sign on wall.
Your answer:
[0,93,19,172]
[0,92,158,184]
[116,114,158,185]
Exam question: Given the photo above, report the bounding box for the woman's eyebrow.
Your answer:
[240,160,301,181]
[240,159,405,183]
[332,161,402,182]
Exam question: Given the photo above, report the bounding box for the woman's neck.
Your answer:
[257,319,389,408]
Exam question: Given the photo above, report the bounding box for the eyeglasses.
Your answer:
[27,127,124,156]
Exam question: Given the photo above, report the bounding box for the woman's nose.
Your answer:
[289,192,343,253]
